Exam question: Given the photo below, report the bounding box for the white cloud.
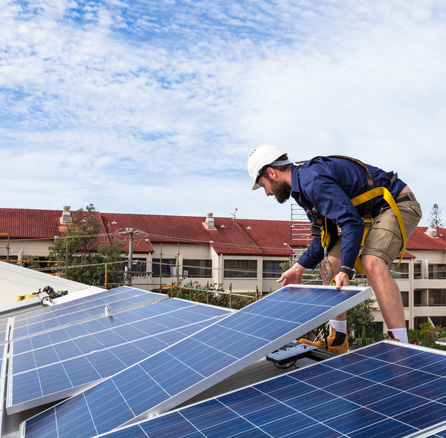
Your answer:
[1,0,445,225]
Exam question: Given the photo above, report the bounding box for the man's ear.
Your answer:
[266,167,278,181]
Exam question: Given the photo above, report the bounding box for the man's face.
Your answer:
[258,175,291,204]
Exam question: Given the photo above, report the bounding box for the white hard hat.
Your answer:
[247,144,289,190]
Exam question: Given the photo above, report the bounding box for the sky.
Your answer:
[1,0,445,226]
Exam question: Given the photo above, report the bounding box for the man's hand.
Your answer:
[335,271,350,289]
[277,262,306,286]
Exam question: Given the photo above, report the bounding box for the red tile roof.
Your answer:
[406,227,446,251]
[0,208,61,239]
[1,208,445,257]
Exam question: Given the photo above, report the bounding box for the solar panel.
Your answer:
[22,284,373,437]
[87,341,446,438]
[8,299,232,414]
[11,286,167,340]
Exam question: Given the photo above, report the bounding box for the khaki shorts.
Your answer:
[329,196,422,265]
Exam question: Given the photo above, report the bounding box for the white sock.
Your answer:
[329,319,347,335]
[388,328,408,343]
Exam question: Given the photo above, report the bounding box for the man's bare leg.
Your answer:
[362,254,407,341]
[320,255,346,321]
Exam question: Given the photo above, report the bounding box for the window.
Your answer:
[401,291,409,307]
[370,322,383,334]
[152,258,176,277]
[429,264,446,279]
[0,255,17,262]
[126,258,147,277]
[224,260,257,278]
[414,263,422,279]
[428,289,446,306]
[414,290,422,306]
[390,262,408,279]
[263,261,287,278]
[430,316,446,329]
[183,260,212,278]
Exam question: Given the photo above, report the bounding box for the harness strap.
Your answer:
[328,155,375,223]
[350,187,407,275]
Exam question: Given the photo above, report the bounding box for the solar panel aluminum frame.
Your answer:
[22,284,373,436]
[0,343,8,436]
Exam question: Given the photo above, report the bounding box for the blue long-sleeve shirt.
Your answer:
[291,156,407,270]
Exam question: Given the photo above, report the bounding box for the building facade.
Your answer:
[1,207,445,331]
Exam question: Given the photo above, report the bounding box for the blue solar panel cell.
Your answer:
[91,341,446,438]
[12,371,42,404]
[88,349,127,377]
[61,356,102,386]
[22,285,373,437]
[347,418,416,438]
[140,412,203,438]
[53,340,83,361]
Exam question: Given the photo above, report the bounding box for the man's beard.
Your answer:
[271,179,291,204]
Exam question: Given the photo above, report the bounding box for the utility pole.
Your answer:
[127,228,134,285]
[159,243,163,292]
[176,243,180,288]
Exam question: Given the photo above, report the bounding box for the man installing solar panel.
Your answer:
[248,145,422,354]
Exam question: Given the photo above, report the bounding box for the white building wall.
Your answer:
[3,234,446,332]
[0,239,53,259]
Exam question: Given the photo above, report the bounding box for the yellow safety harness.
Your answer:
[350,186,407,275]
[298,156,407,279]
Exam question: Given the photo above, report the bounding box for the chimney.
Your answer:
[60,206,72,225]
[426,226,438,238]
[203,213,216,230]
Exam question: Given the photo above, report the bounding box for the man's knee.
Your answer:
[362,255,389,277]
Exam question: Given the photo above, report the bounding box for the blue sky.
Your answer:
[1,0,445,226]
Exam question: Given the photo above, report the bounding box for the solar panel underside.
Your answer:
[22,284,373,438]
[11,286,167,340]
[1,343,7,437]
[94,341,446,438]
[8,299,232,413]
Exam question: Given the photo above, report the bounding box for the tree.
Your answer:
[48,204,126,287]
[346,298,376,336]
[430,203,444,227]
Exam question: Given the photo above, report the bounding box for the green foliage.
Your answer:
[21,255,44,270]
[408,323,446,350]
[279,260,292,272]
[347,298,376,335]
[279,260,322,284]
[48,204,126,287]
[346,298,378,350]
